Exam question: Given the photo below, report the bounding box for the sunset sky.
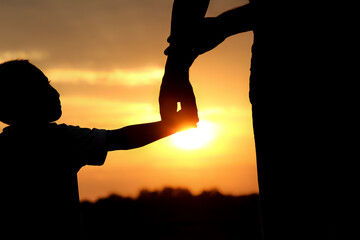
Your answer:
[0,0,257,201]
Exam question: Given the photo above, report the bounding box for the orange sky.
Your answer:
[0,0,257,201]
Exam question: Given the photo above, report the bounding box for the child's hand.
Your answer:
[165,109,198,133]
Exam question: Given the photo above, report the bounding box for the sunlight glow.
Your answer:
[171,120,216,150]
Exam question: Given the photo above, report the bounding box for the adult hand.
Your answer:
[159,68,198,128]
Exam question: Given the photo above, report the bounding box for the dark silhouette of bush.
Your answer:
[81,187,261,240]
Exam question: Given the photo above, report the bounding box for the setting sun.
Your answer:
[171,120,216,150]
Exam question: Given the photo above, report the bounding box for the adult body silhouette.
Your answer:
[160,0,351,239]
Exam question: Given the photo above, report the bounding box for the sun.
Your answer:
[171,120,216,150]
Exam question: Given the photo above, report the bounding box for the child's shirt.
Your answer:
[0,123,108,239]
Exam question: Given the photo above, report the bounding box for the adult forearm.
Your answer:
[216,3,255,38]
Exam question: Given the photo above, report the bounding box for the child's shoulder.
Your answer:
[47,123,89,137]
[47,122,72,131]
[0,123,73,137]
[1,123,106,140]
[48,123,107,141]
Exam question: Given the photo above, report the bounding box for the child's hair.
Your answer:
[0,59,54,125]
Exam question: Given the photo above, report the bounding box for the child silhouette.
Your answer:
[0,60,195,239]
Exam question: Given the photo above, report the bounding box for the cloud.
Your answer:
[0,0,248,70]
[0,50,48,62]
[59,95,160,128]
[47,67,163,86]
[0,0,173,70]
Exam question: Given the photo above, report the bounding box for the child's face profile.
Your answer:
[0,60,62,125]
[29,66,62,124]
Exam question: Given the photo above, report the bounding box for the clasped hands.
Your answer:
[159,58,199,131]
[159,16,227,132]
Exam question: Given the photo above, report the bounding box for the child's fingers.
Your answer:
[176,110,198,130]
[178,98,199,129]
[180,101,199,124]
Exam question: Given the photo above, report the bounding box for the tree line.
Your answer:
[81,187,262,240]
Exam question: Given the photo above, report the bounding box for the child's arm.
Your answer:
[106,112,194,151]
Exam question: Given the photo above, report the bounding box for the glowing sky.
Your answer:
[0,0,257,200]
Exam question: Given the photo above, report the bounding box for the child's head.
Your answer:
[0,60,62,125]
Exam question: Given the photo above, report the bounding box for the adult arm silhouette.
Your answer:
[159,0,210,125]
[190,3,254,56]
[159,2,254,124]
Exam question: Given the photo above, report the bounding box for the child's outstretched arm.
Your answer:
[106,111,193,151]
